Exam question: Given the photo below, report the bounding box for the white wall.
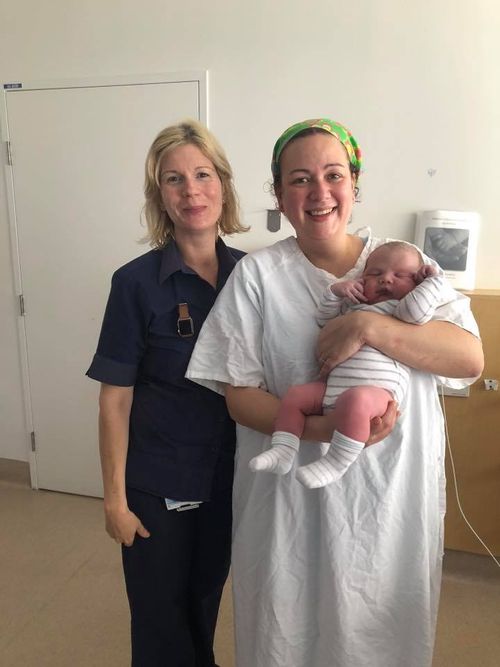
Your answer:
[1,0,499,461]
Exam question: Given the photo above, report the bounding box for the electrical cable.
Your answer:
[440,388,500,569]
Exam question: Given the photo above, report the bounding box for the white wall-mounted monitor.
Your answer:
[414,210,480,290]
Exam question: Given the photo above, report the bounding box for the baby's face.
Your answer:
[362,245,421,304]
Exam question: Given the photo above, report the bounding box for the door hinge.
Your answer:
[5,141,13,165]
[30,431,36,452]
[19,294,25,316]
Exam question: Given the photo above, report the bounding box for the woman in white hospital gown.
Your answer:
[186,118,483,667]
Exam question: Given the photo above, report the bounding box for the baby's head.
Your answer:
[362,242,423,304]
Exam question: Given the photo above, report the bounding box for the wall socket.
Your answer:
[484,379,499,391]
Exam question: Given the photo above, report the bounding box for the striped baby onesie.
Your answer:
[317,275,451,409]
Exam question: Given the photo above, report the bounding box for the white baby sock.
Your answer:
[295,431,364,489]
[249,432,300,474]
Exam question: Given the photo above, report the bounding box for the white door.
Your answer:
[2,74,207,496]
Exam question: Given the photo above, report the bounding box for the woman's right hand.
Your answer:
[104,505,151,547]
[98,384,145,547]
[316,310,370,377]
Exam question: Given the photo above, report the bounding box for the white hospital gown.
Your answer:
[186,232,479,667]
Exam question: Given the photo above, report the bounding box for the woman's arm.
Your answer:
[224,385,398,444]
[98,383,150,546]
[317,312,484,378]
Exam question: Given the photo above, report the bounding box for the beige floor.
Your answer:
[1,458,499,667]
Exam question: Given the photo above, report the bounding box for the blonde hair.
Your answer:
[143,119,247,248]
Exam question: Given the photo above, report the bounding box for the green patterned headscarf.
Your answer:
[271,118,362,178]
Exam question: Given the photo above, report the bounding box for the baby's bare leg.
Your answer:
[249,382,326,474]
[334,386,392,442]
[296,386,392,488]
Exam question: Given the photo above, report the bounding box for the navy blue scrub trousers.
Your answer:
[122,481,232,667]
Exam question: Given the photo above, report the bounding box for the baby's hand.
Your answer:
[414,264,438,284]
[330,279,367,304]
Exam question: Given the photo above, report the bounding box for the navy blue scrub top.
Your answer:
[86,238,245,501]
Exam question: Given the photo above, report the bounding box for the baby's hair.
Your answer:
[370,241,423,266]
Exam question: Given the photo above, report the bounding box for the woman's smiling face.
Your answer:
[276,132,356,246]
[159,143,223,239]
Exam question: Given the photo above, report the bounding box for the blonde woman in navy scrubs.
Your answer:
[87,120,246,667]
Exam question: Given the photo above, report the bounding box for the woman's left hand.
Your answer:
[316,311,372,378]
[366,400,399,445]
